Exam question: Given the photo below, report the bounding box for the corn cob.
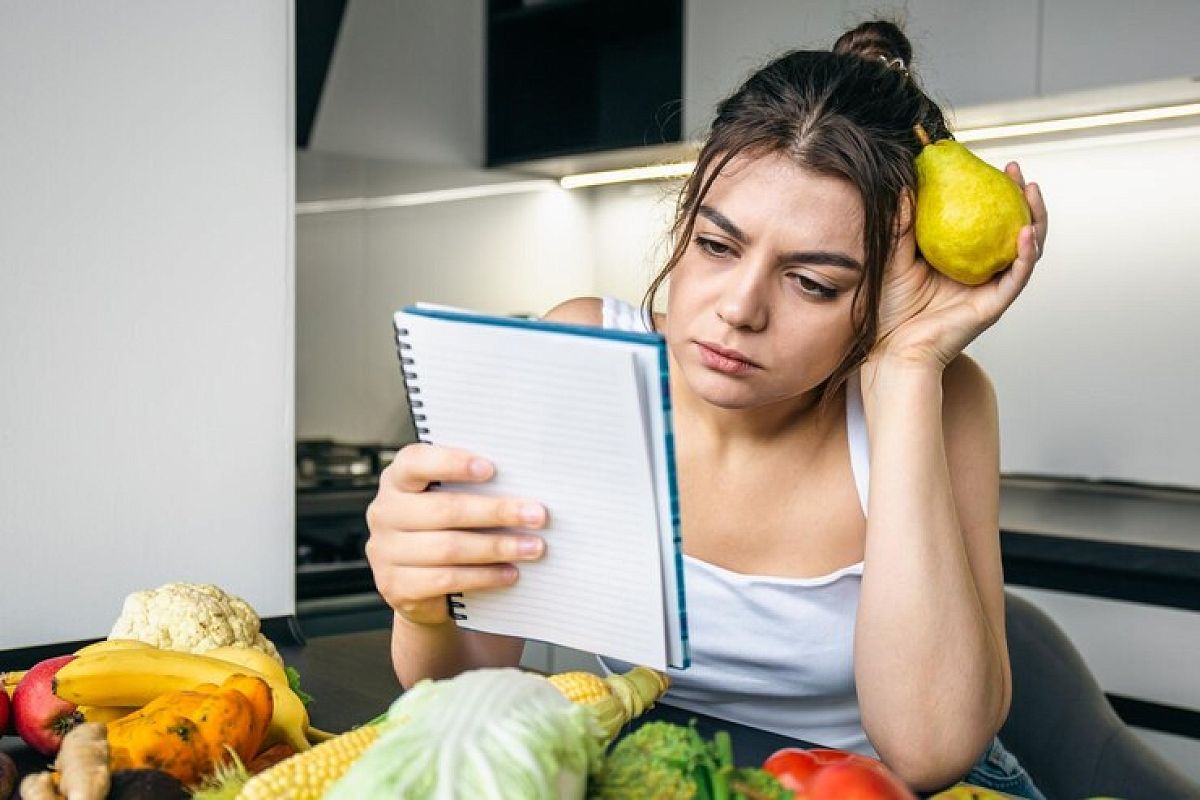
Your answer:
[547,666,669,741]
[237,722,383,800]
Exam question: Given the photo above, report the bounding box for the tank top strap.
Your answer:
[845,370,870,516]
[600,295,653,334]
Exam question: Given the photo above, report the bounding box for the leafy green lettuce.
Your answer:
[325,668,604,799]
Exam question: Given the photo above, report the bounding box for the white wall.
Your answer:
[0,3,294,648]
[684,0,1041,140]
[1041,0,1200,95]
[295,154,595,445]
[588,182,680,306]
[966,126,1200,489]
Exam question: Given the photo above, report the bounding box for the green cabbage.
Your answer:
[325,668,604,799]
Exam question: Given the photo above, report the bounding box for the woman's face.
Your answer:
[665,151,866,411]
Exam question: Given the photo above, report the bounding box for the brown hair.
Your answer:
[642,20,950,409]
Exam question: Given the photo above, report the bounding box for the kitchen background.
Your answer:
[294,0,1200,781]
[2,0,1198,786]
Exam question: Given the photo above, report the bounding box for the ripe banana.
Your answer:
[52,648,311,752]
[1,640,150,698]
[202,645,338,744]
[2,670,24,699]
[203,645,289,686]
[78,704,139,724]
[74,638,154,656]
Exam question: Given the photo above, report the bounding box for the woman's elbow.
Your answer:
[877,733,992,793]
[888,753,975,794]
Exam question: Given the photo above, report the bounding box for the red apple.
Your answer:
[12,655,83,756]
[0,686,9,736]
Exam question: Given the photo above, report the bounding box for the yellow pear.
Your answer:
[913,125,1031,285]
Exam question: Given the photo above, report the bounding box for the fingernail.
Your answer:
[520,503,544,526]
[517,537,544,558]
[469,458,492,478]
[504,565,519,582]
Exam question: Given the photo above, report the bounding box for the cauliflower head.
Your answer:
[109,582,281,662]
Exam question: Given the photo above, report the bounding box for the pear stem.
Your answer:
[913,124,931,147]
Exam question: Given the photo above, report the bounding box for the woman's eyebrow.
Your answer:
[698,205,749,243]
[697,205,862,271]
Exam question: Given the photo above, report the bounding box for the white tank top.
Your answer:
[598,296,876,756]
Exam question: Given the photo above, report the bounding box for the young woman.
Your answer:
[365,20,1049,797]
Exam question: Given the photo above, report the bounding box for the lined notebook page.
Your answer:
[400,311,672,668]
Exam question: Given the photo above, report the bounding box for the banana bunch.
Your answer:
[52,639,315,752]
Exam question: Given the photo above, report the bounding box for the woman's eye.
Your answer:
[694,236,733,258]
[793,274,838,300]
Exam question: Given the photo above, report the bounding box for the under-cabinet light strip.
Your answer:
[559,101,1200,189]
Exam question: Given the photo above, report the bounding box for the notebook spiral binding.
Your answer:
[394,326,430,439]
[395,321,464,619]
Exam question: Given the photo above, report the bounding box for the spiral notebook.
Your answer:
[394,303,689,670]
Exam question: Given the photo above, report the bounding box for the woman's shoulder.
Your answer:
[542,296,662,331]
[542,296,603,325]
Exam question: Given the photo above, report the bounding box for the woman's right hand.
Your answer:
[365,443,548,625]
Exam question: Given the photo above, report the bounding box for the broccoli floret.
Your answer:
[589,722,794,800]
[591,721,705,799]
[728,767,794,800]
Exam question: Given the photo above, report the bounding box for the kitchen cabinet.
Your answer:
[486,0,684,166]
[1040,0,1200,94]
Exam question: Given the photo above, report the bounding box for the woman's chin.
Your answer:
[683,374,764,410]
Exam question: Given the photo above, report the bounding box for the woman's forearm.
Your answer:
[390,613,524,689]
[854,359,1008,789]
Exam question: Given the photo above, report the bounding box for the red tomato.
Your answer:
[763,747,915,800]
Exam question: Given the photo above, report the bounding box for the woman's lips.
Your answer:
[696,341,760,375]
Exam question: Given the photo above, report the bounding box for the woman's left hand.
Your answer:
[870,162,1048,370]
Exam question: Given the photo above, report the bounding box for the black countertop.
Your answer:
[998,478,1200,611]
[294,477,1200,613]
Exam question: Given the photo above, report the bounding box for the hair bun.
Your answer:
[832,20,913,72]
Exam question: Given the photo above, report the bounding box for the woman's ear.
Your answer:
[895,189,915,238]
[890,190,919,265]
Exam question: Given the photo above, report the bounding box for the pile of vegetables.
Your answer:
[235,665,673,799]
[0,582,323,800]
[6,579,1103,799]
[248,668,789,800]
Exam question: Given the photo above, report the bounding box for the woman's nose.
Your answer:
[716,267,769,331]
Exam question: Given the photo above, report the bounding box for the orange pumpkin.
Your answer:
[107,674,273,785]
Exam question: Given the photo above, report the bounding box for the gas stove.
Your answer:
[296,439,399,491]
[296,440,403,602]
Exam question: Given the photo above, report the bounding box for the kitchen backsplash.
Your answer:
[297,124,1200,490]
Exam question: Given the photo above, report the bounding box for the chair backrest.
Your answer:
[999,590,1200,799]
